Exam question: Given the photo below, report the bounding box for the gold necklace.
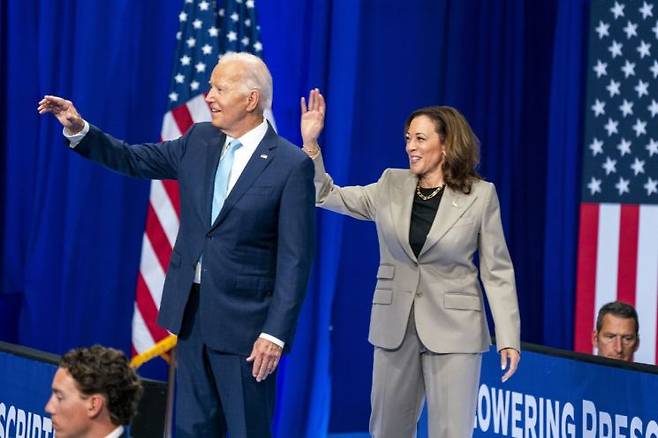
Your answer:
[416,182,445,200]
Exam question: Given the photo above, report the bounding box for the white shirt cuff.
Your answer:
[63,120,90,148]
[259,333,285,348]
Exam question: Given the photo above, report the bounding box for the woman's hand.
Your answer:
[37,95,85,134]
[300,88,325,157]
[500,348,520,383]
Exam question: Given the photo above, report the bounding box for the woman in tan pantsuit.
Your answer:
[300,90,521,438]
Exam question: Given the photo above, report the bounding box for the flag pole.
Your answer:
[163,348,176,438]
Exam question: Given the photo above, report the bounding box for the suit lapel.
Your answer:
[390,172,418,262]
[209,125,277,231]
[418,187,477,258]
[203,129,226,226]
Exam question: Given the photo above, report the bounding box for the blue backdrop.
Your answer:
[0,0,589,435]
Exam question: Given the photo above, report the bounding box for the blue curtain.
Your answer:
[1,0,590,435]
[542,0,589,350]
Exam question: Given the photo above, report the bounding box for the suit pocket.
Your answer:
[246,185,273,195]
[235,275,274,293]
[444,293,481,311]
[376,264,395,279]
[372,289,393,305]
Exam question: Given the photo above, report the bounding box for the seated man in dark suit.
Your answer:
[592,301,639,362]
[45,345,143,438]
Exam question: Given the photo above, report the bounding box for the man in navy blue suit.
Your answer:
[38,52,316,437]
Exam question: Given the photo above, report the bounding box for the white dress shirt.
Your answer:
[105,425,124,438]
[63,119,284,348]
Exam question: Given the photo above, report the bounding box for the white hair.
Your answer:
[217,52,273,112]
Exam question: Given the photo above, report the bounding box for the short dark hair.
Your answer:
[59,345,143,425]
[596,301,639,334]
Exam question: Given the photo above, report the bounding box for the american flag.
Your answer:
[131,0,265,365]
[574,0,658,364]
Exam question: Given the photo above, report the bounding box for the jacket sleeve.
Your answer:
[312,152,381,221]
[478,183,521,352]
[261,156,316,347]
[72,123,192,180]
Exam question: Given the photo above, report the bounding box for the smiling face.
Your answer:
[405,115,445,186]
[205,60,260,137]
[45,368,94,438]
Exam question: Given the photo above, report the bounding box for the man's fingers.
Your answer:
[251,354,263,379]
[300,96,307,113]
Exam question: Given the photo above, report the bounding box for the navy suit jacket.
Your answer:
[74,122,315,355]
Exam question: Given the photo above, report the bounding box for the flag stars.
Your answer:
[646,138,658,156]
[640,2,654,19]
[650,60,658,78]
[241,36,250,46]
[653,21,658,39]
[245,19,252,27]
[227,31,237,42]
[635,79,649,97]
[169,92,179,102]
[630,158,645,175]
[596,20,610,38]
[174,74,185,84]
[218,8,225,17]
[608,40,623,58]
[176,31,182,40]
[195,62,206,73]
[621,60,635,77]
[202,44,213,55]
[632,119,647,137]
[208,26,219,37]
[615,177,630,195]
[623,20,638,38]
[186,37,196,48]
[649,100,658,117]
[593,60,608,77]
[645,178,658,195]
[193,19,202,29]
[190,81,200,91]
[590,138,604,156]
[179,11,188,22]
[253,41,263,52]
[606,79,621,97]
[603,157,618,174]
[588,177,602,195]
[619,99,633,117]
[592,99,606,116]
[246,0,255,7]
[199,0,210,11]
[604,117,619,136]
[617,138,632,155]
[637,40,651,58]
[180,55,191,66]
[611,2,625,19]
[231,12,240,22]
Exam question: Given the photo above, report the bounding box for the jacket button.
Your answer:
[415,291,423,297]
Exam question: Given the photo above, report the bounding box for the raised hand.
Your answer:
[300,88,325,153]
[37,95,85,134]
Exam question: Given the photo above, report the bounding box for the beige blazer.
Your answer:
[313,154,521,353]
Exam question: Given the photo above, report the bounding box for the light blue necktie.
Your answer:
[211,139,242,224]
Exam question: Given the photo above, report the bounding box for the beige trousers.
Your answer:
[370,308,481,438]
